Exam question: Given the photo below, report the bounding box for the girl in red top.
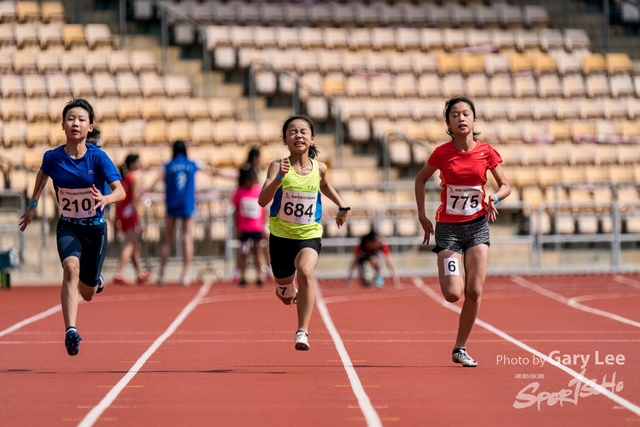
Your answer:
[114,153,150,285]
[415,96,511,367]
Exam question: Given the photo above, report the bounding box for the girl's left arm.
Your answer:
[487,164,511,222]
[319,162,349,228]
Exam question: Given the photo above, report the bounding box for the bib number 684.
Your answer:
[283,202,313,218]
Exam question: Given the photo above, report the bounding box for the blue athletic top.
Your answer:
[41,144,120,220]
[164,154,199,218]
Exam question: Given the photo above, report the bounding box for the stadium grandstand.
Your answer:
[1,0,640,285]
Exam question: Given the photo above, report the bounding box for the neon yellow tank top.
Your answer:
[268,159,323,240]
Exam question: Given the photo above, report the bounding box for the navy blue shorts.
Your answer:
[239,231,264,243]
[269,234,321,279]
[56,218,108,287]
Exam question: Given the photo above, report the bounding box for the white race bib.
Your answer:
[278,190,317,224]
[445,185,484,216]
[58,187,96,219]
[240,198,261,219]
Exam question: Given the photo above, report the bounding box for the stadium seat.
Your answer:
[37,49,61,73]
[395,27,420,52]
[420,28,444,51]
[23,74,47,97]
[189,120,214,145]
[582,53,606,75]
[295,28,321,51]
[143,121,167,145]
[25,98,48,122]
[62,24,85,48]
[85,23,113,49]
[41,2,66,23]
[116,97,142,121]
[0,2,17,22]
[1,74,24,97]
[537,74,563,98]
[61,48,86,73]
[561,75,586,98]
[513,75,537,98]
[442,28,467,51]
[13,48,38,73]
[115,72,141,97]
[16,2,40,23]
[547,121,572,142]
[465,74,489,98]
[564,29,591,52]
[459,54,485,76]
[37,23,62,48]
[139,72,165,97]
[14,23,38,48]
[488,75,513,98]
[141,97,165,121]
[84,49,110,73]
[538,28,564,52]
[166,120,190,143]
[585,74,610,98]
[120,120,145,146]
[496,3,524,28]
[68,72,93,98]
[25,122,50,147]
[523,5,551,28]
[371,27,395,51]
[93,72,118,97]
[484,53,510,76]
[609,75,635,98]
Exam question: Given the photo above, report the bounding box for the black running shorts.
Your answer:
[269,234,322,279]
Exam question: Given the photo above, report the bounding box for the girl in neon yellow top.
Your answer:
[259,115,349,351]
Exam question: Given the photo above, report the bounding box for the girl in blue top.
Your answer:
[20,99,125,356]
[145,140,237,286]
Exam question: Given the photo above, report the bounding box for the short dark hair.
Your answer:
[281,115,319,159]
[62,98,94,124]
[247,147,261,164]
[238,166,258,187]
[172,140,187,158]
[87,128,101,140]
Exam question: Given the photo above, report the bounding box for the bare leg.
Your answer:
[237,241,247,284]
[454,244,488,349]
[115,229,135,278]
[180,217,193,284]
[294,248,320,333]
[251,240,263,283]
[159,217,176,282]
[60,257,81,328]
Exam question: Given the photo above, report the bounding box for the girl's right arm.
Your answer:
[414,163,437,245]
[20,170,50,232]
[258,159,288,207]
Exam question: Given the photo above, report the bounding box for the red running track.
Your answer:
[0,274,639,426]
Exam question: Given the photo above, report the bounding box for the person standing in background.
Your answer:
[113,153,150,285]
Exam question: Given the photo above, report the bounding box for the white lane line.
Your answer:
[412,277,640,417]
[315,280,382,427]
[569,292,635,303]
[77,281,213,427]
[511,276,640,329]
[613,275,640,290]
[0,305,61,338]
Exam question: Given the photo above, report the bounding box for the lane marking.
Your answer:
[569,292,636,303]
[77,281,213,427]
[614,275,640,290]
[315,280,382,427]
[511,276,640,329]
[0,305,61,338]
[413,277,640,417]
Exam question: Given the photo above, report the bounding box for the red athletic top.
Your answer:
[116,172,137,222]
[427,140,502,223]
[354,242,390,258]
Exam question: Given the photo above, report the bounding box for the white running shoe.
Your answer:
[452,348,477,367]
[295,330,309,351]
